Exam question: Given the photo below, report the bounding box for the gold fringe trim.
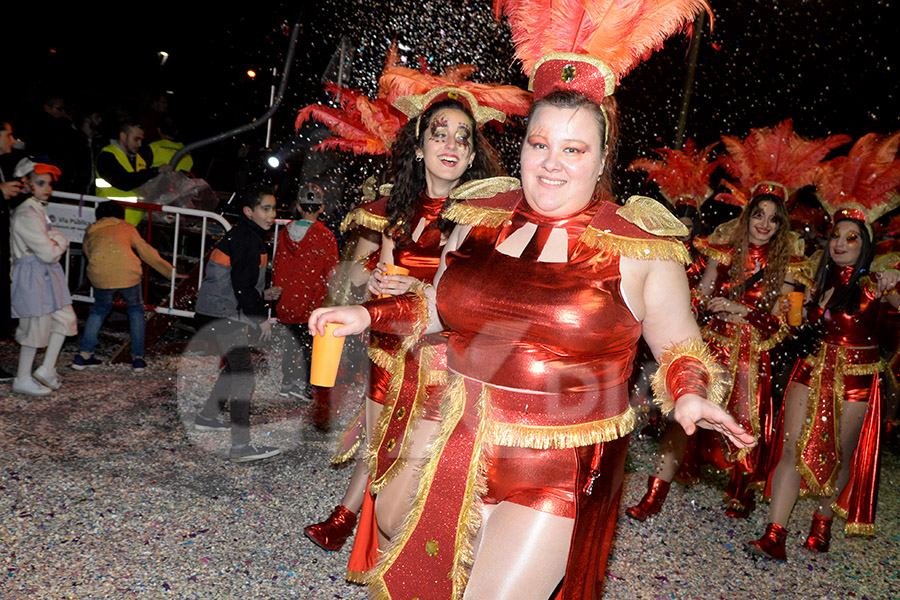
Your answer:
[366,349,408,492]
[330,401,366,464]
[579,227,691,265]
[844,360,884,376]
[488,407,635,449]
[340,206,389,234]
[831,501,848,520]
[399,284,431,353]
[451,383,491,600]
[370,375,468,600]
[442,202,512,228]
[651,338,728,415]
[367,344,399,373]
[845,522,875,537]
[758,317,789,352]
[870,251,900,274]
[345,569,368,584]
[448,176,520,200]
[695,240,732,266]
[789,262,816,290]
[615,195,690,238]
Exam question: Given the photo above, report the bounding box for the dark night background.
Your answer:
[4,0,899,205]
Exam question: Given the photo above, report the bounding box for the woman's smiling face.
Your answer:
[519,104,605,218]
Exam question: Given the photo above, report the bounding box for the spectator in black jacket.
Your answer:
[192,183,283,462]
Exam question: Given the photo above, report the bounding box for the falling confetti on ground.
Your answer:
[1,336,898,599]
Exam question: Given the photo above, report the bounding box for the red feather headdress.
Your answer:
[809,131,900,232]
[494,0,712,104]
[716,119,851,208]
[628,139,718,209]
[295,45,532,155]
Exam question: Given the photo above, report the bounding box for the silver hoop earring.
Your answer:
[416,156,423,163]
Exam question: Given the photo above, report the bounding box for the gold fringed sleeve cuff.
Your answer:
[363,285,430,351]
[651,338,727,415]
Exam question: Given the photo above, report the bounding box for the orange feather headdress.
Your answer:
[715,119,851,207]
[295,45,532,155]
[493,0,712,104]
[809,131,900,236]
[628,139,718,209]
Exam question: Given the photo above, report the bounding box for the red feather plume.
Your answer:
[718,119,851,207]
[809,131,900,222]
[628,139,718,207]
[494,0,711,81]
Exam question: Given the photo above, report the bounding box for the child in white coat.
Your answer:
[9,159,77,396]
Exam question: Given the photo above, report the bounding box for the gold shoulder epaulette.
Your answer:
[695,237,732,266]
[449,177,521,201]
[615,195,689,238]
[341,206,389,234]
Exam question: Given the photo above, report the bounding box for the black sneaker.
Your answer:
[194,414,230,432]
[0,367,14,382]
[71,355,102,371]
[229,444,281,463]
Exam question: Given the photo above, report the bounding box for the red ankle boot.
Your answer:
[802,512,832,552]
[748,523,788,561]
[626,476,671,522]
[304,505,358,551]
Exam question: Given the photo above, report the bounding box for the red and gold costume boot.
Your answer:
[748,523,788,561]
[801,512,832,552]
[625,476,671,522]
[304,505,358,551]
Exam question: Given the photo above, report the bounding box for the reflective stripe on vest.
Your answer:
[95,144,147,201]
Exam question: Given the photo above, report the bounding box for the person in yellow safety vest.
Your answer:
[95,121,171,225]
[148,116,193,173]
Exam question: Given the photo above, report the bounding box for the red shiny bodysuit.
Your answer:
[770,265,884,535]
[340,193,450,581]
[698,243,787,504]
[369,190,688,600]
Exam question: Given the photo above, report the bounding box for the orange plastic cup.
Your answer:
[310,322,346,387]
[785,291,804,326]
[379,264,410,298]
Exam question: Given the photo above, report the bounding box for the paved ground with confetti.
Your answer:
[2,337,898,600]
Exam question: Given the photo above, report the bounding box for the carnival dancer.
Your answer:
[308,2,758,596]
[749,131,900,561]
[628,138,718,288]
[302,82,515,582]
[628,121,849,522]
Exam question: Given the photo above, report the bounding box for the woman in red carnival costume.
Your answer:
[303,86,507,581]
[308,14,758,596]
[749,132,900,561]
[628,189,804,521]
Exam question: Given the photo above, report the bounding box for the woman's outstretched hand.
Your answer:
[308,305,371,338]
[673,394,757,448]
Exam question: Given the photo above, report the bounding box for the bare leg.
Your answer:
[463,502,573,600]
[654,419,689,482]
[767,382,811,526]
[374,417,441,545]
[817,401,868,518]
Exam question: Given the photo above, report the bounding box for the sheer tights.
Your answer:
[463,502,572,600]
[767,382,868,526]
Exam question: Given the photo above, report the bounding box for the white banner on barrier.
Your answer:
[46,203,95,244]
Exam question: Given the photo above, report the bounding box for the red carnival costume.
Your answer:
[765,255,887,535]
[694,234,804,511]
[336,190,451,580]
[362,183,701,599]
